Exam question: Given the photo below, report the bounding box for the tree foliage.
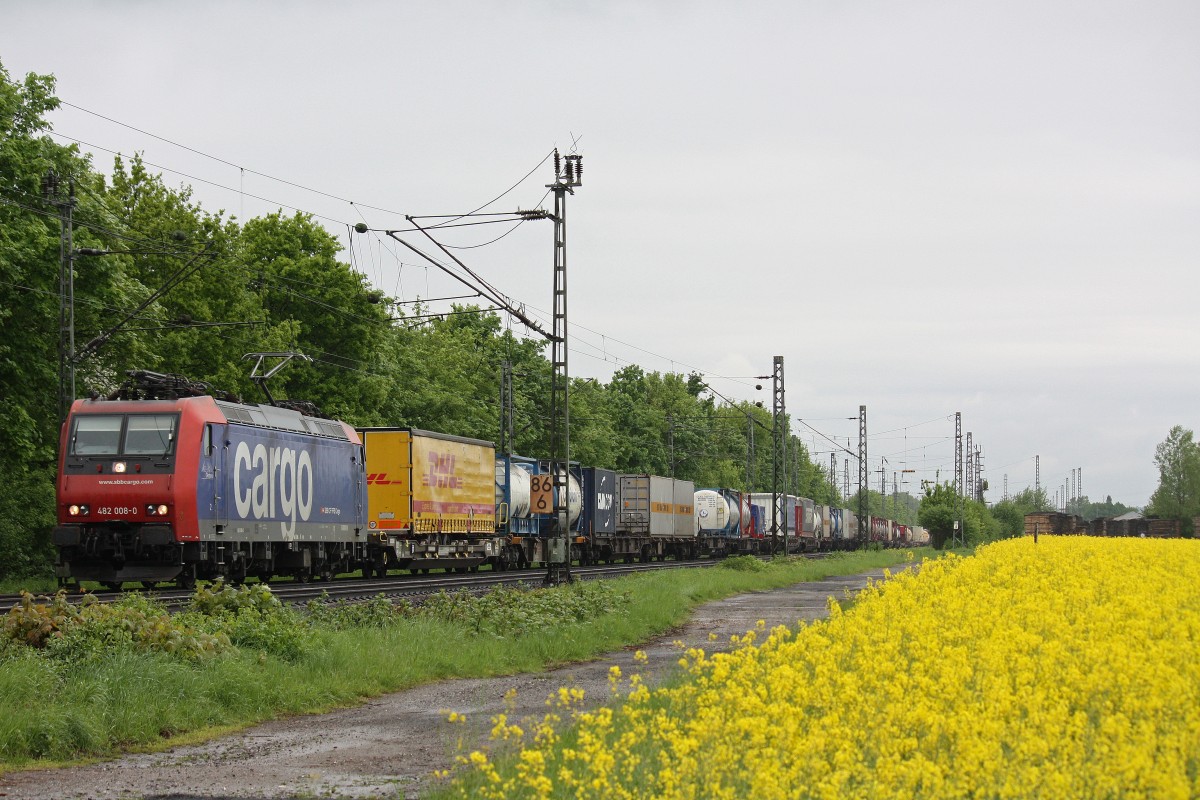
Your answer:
[1147,425,1200,534]
[917,482,1005,549]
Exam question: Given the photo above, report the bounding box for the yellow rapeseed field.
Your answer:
[446,538,1200,799]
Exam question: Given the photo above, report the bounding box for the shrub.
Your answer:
[719,555,766,572]
[190,580,282,616]
[1,591,78,647]
[421,581,629,637]
[3,591,230,661]
[305,592,410,630]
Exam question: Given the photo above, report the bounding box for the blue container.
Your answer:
[581,467,617,536]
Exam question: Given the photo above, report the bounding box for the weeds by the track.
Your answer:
[0,549,921,769]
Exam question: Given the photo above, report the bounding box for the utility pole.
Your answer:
[44,171,77,422]
[668,414,675,478]
[792,442,800,497]
[1078,467,1083,500]
[499,361,514,455]
[858,405,868,544]
[892,470,898,519]
[900,468,915,518]
[545,149,582,586]
[975,446,984,503]
[771,356,786,552]
[876,462,887,523]
[1003,473,1008,502]
[966,432,975,501]
[746,414,756,491]
[830,452,837,496]
[843,454,850,500]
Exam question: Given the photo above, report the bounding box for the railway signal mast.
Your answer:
[965,432,974,502]
[544,150,583,585]
[953,413,963,545]
[376,145,583,585]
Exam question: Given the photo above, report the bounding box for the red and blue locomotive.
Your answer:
[54,372,367,589]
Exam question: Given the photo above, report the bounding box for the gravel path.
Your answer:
[0,567,900,800]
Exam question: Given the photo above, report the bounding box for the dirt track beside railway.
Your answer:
[0,566,903,800]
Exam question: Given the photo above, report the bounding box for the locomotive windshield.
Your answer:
[72,415,123,455]
[70,414,178,457]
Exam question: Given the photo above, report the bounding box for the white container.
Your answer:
[695,489,729,533]
[495,460,532,518]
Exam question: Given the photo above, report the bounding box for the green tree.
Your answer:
[1147,425,1200,534]
[0,62,105,577]
[237,211,394,421]
[917,482,1001,549]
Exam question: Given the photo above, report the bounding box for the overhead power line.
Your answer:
[58,100,407,217]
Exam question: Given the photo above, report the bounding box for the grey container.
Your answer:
[617,474,696,538]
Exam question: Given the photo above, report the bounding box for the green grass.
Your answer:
[0,576,59,595]
[0,549,922,771]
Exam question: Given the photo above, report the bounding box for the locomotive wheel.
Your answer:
[177,570,196,591]
[255,571,274,584]
[104,581,123,592]
[141,581,160,590]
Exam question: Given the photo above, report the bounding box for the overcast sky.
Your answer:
[3,1,1197,507]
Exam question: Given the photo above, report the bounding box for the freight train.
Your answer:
[53,371,926,589]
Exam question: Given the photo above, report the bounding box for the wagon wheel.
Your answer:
[141,581,160,590]
[176,569,197,591]
[104,581,123,592]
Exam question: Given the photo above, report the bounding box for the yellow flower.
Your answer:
[449,538,1200,799]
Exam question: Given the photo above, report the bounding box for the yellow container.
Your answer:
[361,428,497,536]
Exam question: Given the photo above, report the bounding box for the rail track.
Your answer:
[3,555,833,613]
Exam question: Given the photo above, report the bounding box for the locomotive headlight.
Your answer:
[68,504,89,516]
[146,503,169,516]
[112,461,127,473]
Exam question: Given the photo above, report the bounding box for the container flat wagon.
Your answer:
[616,474,697,561]
[361,428,501,573]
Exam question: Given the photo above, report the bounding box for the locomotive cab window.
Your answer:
[125,415,177,455]
[71,415,124,455]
